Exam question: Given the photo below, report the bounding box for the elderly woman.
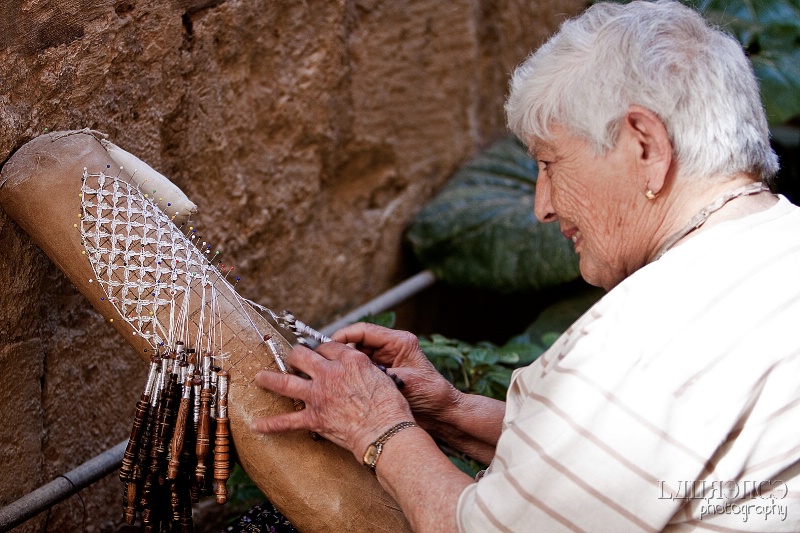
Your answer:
[252,1,800,531]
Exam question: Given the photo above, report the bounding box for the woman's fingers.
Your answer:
[283,343,343,375]
[329,322,368,345]
[313,339,358,361]
[332,322,403,350]
[332,323,421,365]
[251,339,415,457]
[254,368,311,399]
[250,411,311,434]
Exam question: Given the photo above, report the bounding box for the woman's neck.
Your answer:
[646,174,777,263]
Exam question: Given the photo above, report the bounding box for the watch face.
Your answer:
[364,444,379,466]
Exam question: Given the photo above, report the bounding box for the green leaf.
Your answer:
[751,49,800,124]
[500,341,547,365]
[509,285,604,359]
[493,346,522,365]
[467,348,500,366]
[406,136,580,293]
[540,331,562,346]
[483,367,513,387]
[449,455,484,477]
[359,311,397,329]
[420,332,529,400]
[429,333,455,345]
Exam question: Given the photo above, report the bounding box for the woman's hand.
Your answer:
[250,340,414,461]
[331,322,463,431]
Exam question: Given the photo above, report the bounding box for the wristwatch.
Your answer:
[362,421,417,472]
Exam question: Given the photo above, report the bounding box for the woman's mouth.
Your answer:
[565,230,583,251]
[563,228,582,243]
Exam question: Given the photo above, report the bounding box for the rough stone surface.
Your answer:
[0,0,584,530]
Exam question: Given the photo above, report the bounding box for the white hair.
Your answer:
[505,0,779,181]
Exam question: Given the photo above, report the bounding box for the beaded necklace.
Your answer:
[652,181,771,261]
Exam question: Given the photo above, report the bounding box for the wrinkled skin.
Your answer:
[332,323,463,432]
[252,336,415,461]
[251,322,467,460]
[530,118,663,290]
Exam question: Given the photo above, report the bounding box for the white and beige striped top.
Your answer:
[457,196,800,532]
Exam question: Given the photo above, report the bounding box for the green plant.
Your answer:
[363,312,526,397]
[418,286,603,398]
[419,335,522,399]
[406,136,580,293]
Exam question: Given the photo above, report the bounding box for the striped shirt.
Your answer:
[457,196,800,532]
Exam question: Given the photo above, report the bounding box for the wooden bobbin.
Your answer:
[120,359,158,484]
[213,370,231,504]
[167,374,193,481]
[194,386,213,489]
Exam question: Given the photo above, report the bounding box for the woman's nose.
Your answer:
[533,173,557,223]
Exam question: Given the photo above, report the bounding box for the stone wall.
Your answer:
[0,0,584,530]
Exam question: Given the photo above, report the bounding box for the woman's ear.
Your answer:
[624,104,673,196]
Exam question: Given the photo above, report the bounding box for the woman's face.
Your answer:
[530,126,649,291]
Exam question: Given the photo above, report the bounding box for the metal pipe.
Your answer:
[321,270,437,336]
[0,270,436,531]
[0,441,128,532]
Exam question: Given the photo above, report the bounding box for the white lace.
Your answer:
[79,170,217,348]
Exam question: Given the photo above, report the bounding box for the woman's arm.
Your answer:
[422,392,504,465]
[372,425,474,533]
[251,341,477,533]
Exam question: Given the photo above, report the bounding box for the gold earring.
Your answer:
[645,189,657,200]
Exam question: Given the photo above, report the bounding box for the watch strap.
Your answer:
[363,421,417,471]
